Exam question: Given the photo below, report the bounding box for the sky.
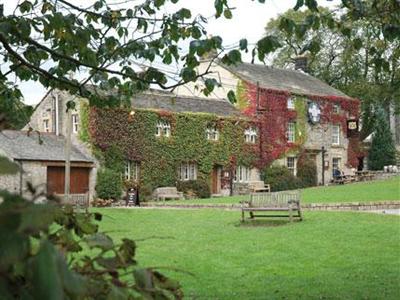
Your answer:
[3,0,339,105]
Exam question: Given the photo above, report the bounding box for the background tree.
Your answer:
[368,108,396,170]
[0,0,398,114]
[0,97,33,129]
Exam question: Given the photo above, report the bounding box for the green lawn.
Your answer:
[160,176,400,205]
[97,209,400,299]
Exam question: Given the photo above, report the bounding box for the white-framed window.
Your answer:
[287,157,297,176]
[234,165,251,182]
[333,104,340,114]
[206,126,219,141]
[156,120,171,137]
[332,157,341,171]
[244,127,257,144]
[42,119,50,132]
[72,114,79,134]
[124,160,140,181]
[287,97,295,110]
[332,125,340,145]
[179,162,197,181]
[287,121,296,143]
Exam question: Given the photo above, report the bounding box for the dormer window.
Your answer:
[156,121,171,137]
[206,126,219,141]
[244,127,257,144]
[287,97,295,110]
[333,104,340,114]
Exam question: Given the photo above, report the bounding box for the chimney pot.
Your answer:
[294,56,308,72]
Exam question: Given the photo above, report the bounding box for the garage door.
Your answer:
[47,166,90,194]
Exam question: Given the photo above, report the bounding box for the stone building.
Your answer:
[176,60,363,184]
[0,60,364,199]
[16,88,260,198]
[0,130,94,199]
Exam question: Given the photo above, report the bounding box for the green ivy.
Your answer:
[90,108,259,198]
[235,79,249,111]
[78,101,90,143]
[294,96,307,145]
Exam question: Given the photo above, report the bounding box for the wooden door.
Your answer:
[47,166,90,194]
[47,166,65,194]
[211,166,221,194]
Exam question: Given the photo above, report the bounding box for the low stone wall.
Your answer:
[303,201,400,211]
[140,201,400,211]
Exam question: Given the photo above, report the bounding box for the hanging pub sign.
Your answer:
[307,102,321,124]
[347,119,359,137]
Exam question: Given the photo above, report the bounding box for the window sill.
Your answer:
[331,144,344,149]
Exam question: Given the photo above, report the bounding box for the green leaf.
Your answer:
[228,49,242,63]
[223,9,232,19]
[0,231,29,272]
[30,241,63,300]
[19,204,58,234]
[293,0,304,11]
[239,39,248,50]
[0,156,20,175]
[74,214,98,236]
[305,0,318,11]
[85,233,114,251]
[353,38,363,50]
[227,90,236,104]
[204,78,219,95]
[56,249,86,297]
[279,17,296,35]
[134,268,154,289]
[181,68,197,82]
[257,35,281,60]
[19,1,33,13]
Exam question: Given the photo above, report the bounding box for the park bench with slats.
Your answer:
[154,187,184,201]
[241,191,302,222]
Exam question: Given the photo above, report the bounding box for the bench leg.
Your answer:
[241,210,245,222]
[249,212,254,219]
[298,209,303,221]
[289,208,293,223]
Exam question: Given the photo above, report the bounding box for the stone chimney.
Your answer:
[294,56,308,72]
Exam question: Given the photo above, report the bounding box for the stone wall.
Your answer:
[0,160,47,198]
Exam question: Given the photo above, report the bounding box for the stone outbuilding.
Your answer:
[0,130,95,199]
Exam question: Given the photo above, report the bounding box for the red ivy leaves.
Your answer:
[241,80,363,167]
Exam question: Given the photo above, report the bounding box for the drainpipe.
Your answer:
[64,108,72,202]
[321,146,326,185]
[55,93,59,136]
[18,161,23,196]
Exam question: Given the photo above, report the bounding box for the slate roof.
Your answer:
[0,130,93,163]
[222,62,350,98]
[131,90,240,116]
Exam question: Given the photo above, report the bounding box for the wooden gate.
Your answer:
[47,166,90,195]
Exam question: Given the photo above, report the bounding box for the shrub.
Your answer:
[262,165,301,192]
[368,108,396,170]
[177,179,211,199]
[91,198,113,207]
[297,157,317,188]
[95,168,122,200]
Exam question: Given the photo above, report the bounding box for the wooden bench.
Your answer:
[154,187,184,201]
[241,191,302,222]
[247,181,271,193]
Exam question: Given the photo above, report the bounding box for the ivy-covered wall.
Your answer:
[88,107,259,197]
[239,79,362,168]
